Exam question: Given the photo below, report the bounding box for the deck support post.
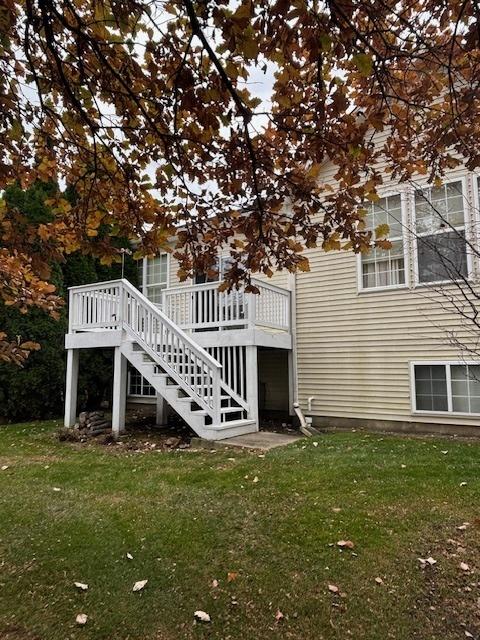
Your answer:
[156,395,168,426]
[112,346,127,437]
[64,348,79,427]
[245,345,259,429]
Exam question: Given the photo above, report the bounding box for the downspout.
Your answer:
[293,402,315,437]
[289,271,319,437]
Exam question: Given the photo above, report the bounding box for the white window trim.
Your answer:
[357,189,409,293]
[141,252,170,303]
[410,360,480,418]
[411,175,472,287]
[470,173,480,280]
[127,369,156,398]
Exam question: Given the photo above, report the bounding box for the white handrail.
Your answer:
[69,279,226,422]
[162,278,290,332]
[120,280,221,370]
[250,277,291,295]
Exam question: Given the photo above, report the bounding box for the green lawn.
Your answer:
[1,421,480,639]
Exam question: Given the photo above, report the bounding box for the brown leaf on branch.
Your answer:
[0,0,478,334]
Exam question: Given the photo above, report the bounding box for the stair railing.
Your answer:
[120,279,225,422]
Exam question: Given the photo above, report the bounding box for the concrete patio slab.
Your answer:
[192,431,304,451]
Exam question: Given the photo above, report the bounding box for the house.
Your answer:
[64,160,480,439]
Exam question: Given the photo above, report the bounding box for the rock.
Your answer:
[165,437,181,448]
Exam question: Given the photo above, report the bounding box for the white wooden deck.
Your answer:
[64,278,292,440]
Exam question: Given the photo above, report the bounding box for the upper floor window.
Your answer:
[144,254,168,303]
[414,181,468,284]
[194,256,234,284]
[361,194,405,289]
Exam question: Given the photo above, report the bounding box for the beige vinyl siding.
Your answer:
[167,253,191,289]
[253,269,291,290]
[166,248,292,291]
[295,160,480,427]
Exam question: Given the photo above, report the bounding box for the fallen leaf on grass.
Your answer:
[212,579,219,588]
[328,584,339,594]
[275,609,284,622]
[460,482,467,487]
[460,562,470,571]
[337,540,354,549]
[332,507,341,513]
[418,557,437,567]
[74,582,88,591]
[132,580,148,592]
[126,552,133,560]
[53,487,61,492]
[457,523,470,531]
[76,613,88,625]
[227,571,238,582]
[313,442,319,447]
[375,577,384,585]
[1,465,9,471]
[252,476,259,483]
[194,610,211,623]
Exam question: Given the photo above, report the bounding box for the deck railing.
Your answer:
[69,279,227,423]
[68,280,122,333]
[161,278,291,333]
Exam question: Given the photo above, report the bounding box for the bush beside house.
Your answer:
[0,183,137,422]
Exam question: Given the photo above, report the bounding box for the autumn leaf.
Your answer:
[375,223,390,239]
[0,0,477,357]
[353,53,373,76]
[337,540,355,549]
[132,580,148,592]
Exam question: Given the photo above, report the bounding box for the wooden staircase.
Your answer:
[68,279,258,440]
[121,341,256,439]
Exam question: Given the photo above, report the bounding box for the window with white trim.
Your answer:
[194,256,234,284]
[128,368,155,397]
[414,181,468,283]
[145,254,168,304]
[361,194,405,289]
[413,363,480,414]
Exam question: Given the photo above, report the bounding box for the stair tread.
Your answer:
[211,419,256,430]
[121,334,254,440]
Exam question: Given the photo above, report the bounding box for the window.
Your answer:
[144,254,168,304]
[414,364,448,412]
[414,181,468,283]
[413,362,480,414]
[128,368,155,397]
[194,256,233,284]
[361,194,405,289]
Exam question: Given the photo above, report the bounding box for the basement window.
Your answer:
[412,362,480,414]
[128,368,155,397]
